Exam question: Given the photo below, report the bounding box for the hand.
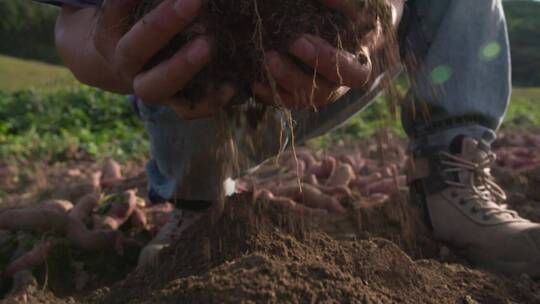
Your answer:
[56,0,235,119]
[252,0,404,109]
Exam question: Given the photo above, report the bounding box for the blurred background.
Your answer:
[0,0,538,164]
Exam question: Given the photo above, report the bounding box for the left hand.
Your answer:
[252,0,405,109]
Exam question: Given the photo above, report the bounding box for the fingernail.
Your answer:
[174,0,201,17]
[291,36,316,61]
[187,37,210,65]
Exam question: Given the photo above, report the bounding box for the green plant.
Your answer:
[0,86,148,163]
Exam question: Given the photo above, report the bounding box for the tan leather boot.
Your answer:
[409,136,540,276]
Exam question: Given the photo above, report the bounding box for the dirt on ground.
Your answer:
[1,129,540,303]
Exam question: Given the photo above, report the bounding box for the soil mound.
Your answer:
[96,193,540,304]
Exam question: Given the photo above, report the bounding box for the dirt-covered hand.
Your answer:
[252,0,403,109]
[57,0,235,120]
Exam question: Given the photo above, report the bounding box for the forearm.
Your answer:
[55,5,132,93]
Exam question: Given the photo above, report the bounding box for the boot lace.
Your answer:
[439,151,520,220]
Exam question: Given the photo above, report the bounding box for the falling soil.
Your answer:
[134,0,391,104]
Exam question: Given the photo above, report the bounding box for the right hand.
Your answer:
[56,0,235,119]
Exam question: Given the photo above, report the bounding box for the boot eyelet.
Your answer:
[471,207,478,214]
[459,199,466,205]
[450,191,458,198]
[483,215,491,221]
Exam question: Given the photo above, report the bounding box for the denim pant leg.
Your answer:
[141,101,291,202]
[140,104,226,201]
[401,0,511,149]
[140,80,383,202]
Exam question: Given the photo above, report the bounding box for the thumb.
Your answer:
[94,0,138,62]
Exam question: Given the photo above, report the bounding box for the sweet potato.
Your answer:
[363,176,407,195]
[5,240,53,277]
[100,158,123,188]
[130,207,148,230]
[95,190,137,230]
[326,163,355,188]
[352,172,383,189]
[41,199,74,214]
[339,152,366,172]
[257,190,297,209]
[274,183,345,213]
[0,208,123,253]
[70,193,99,222]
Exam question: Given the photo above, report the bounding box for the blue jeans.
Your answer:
[141,0,511,202]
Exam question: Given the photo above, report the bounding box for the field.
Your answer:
[1,56,540,303]
[0,55,77,92]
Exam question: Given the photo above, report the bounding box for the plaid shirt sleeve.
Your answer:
[33,0,99,7]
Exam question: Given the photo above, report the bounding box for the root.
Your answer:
[100,159,123,188]
[70,193,100,222]
[0,208,123,253]
[95,190,137,230]
[362,175,406,195]
[325,163,355,188]
[40,200,74,214]
[130,208,148,230]
[5,240,53,277]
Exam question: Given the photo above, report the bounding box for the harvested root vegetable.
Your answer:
[256,190,297,210]
[318,185,353,199]
[256,189,327,216]
[326,163,355,188]
[0,209,123,253]
[131,0,392,104]
[95,190,138,230]
[352,172,383,189]
[310,156,338,179]
[70,193,100,222]
[496,147,540,170]
[100,158,123,188]
[363,175,406,195]
[41,199,74,214]
[274,183,345,213]
[4,240,53,277]
[144,203,175,214]
[130,208,148,230]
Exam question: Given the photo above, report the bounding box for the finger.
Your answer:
[94,0,137,61]
[167,83,235,120]
[265,52,338,106]
[116,0,202,81]
[289,34,371,88]
[252,83,299,108]
[133,36,210,102]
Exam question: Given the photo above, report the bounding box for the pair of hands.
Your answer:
[56,0,402,119]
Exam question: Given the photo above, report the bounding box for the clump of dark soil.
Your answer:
[135,0,391,104]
